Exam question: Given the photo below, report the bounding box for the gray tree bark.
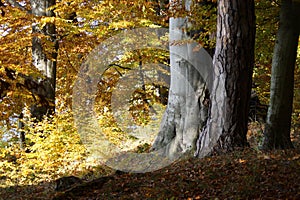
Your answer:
[195,0,255,157]
[263,0,300,150]
[30,0,57,120]
[151,0,213,158]
[16,0,58,148]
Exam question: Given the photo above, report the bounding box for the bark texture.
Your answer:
[151,0,213,158]
[31,0,57,119]
[18,0,58,148]
[195,0,255,157]
[263,0,300,150]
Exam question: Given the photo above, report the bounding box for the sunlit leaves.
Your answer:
[0,0,170,188]
[0,112,87,186]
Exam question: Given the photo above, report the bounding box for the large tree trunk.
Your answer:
[195,0,255,157]
[151,0,213,158]
[263,0,300,150]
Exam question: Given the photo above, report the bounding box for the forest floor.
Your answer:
[1,123,300,200]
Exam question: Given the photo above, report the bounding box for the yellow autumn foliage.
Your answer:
[0,111,86,186]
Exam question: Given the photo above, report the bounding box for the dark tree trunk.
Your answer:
[195,0,256,156]
[18,113,26,149]
[263,0,300,150]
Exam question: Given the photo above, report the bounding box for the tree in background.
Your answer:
[263,0,300,150]
[30,0,58,119]
[4,0,58,148]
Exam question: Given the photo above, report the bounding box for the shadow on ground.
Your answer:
[1,127,300,200]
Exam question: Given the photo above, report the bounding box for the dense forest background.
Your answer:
[0,0,299,199]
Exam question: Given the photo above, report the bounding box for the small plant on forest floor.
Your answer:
[247,122,265,149]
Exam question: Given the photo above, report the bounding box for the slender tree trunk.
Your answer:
[18,113,26,149]
[263,0,300,150]
[195,0,255,157]
[18,0,58,149]
[30,0,57,119]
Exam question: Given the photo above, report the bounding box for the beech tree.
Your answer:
[4,0,57,118]
[152,0,255,158]
[263,0,300,150]
[5,0,58,148]
[151,0,213,158]
[30,0,58,119]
